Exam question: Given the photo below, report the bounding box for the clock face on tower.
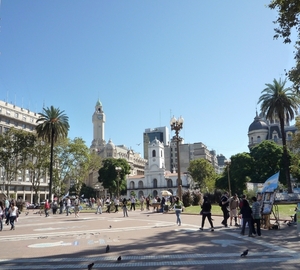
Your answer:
[97,114,103,120]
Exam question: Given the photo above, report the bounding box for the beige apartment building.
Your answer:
[0,100,48,203]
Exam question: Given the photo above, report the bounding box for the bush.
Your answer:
[182,190,193,207]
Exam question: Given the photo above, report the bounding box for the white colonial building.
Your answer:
[126,138,193,198]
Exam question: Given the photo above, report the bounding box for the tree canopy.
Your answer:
[98,158,131,196]
[268,1,300,92]
[187,158,216,192]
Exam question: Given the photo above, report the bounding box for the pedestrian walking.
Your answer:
[8,202,18,230]
[114,197,119,213]
[240,199,254,237]
[220,191,230,227]
[0,201,4,231]
[252,196,261,236]
[130,196,136,211]
[95,197,102,214]
[174,197,183,226]
[200,196,214,231]
[44,199,50,217]
[140,195,145,211]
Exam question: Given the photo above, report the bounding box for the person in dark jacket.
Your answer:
[220,192,230,227]
[200,196,214,231]
[240,199,253,237]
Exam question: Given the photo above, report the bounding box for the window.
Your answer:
[153,178,157,188]
[257,136,261,143]
[161,150,163,157]
[167,179,173,188]
[153,190,158,197]
[273,135,278,143]
[15,113,19,118]
[152,150,156,157]
[138,181,143,189]
[6,110,10,115]
[130,181,135,189]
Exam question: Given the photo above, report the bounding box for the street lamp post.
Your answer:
[115,166,122,198]
[225,159,231,197]
[170,116,184,201]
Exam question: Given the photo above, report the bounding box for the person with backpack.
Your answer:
[200,196,214,231]
[220,191,230,227]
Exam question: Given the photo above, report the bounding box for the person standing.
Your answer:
[44,199,50,217]
[95,197,102,214]
[74,196,80,218]
[161,197,166,213]
[252,196,261,236]
[8,202,18,230]
[174,197,183,226]
[122,198,129,217]
[139,195,145,211]
[240,199,254,237]
[114,197,119,213]
[200,196,214,231]
[59,199,64,214]
[105,197,111,213]
[130,196,136,211]
[220,192,230,227]
[66,197,71,216]
[146,196,150,211]
[229,194,240,226]
[4,196,10,225]
[0,201,4,231]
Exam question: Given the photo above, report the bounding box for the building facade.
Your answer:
[248,111,297,150]
[127,138,193,198]
[0,100,49,203]
[89,99,147,192]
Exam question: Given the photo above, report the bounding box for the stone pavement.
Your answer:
[0,209,299,270]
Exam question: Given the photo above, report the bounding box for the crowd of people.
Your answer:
[1,191,264,236]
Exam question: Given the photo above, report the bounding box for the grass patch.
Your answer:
[183,203,298,219]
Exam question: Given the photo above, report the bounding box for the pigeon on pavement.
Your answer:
[87,262,94,270]
[117,256,122,262]
[241,249,248,257]
[106,245,110,253]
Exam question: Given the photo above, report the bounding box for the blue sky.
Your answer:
[0,1,296,159]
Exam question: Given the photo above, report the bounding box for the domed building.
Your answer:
[248,111,297,150]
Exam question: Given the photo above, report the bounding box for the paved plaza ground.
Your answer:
[0,208,300,270]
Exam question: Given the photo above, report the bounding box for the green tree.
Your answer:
[187,158,216,191]
[36,106,69,200]
[0,128,35,196]
[53,137,90,196]
[98,158,131,196]
[258,78,300,192]
[268,1,300,92]
[22,136,50,203]
[215,153,253,195]
[250,140,284,183]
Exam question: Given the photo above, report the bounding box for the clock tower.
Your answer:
[91,99,106,150]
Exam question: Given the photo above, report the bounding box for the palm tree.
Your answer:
[258,78,300,193]
[36,106,69,200]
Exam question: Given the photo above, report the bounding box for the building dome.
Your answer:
[106,139,115,149]
[151,137,160,145]
[248,114,268,132]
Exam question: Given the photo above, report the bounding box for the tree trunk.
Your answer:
[49,128,54,201]
[280,118,293,193]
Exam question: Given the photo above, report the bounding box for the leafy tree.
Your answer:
[250,140,284,183]
[22,136,50,203]
[215,153,253,195]
[268,1,300,92]
[36,106,69,200]
[258,78,300,192]
[98,158,131,196]
[187,158,216,191]
[53,137,90,197]
[0,128,35,196]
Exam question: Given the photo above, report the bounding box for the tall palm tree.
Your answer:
[258,78,300,193]
[36,106,69,200]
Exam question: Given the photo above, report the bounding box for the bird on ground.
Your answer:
[106,245,110,253]
[241,249,248,257]
[109,225,112,228]
[117,256,122,262]
[87,262,94,270]
[25,212,29,216]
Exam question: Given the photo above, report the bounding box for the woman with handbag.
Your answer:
[200,196,214,231]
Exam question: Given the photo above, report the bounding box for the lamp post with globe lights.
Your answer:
[170,116,184,201]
